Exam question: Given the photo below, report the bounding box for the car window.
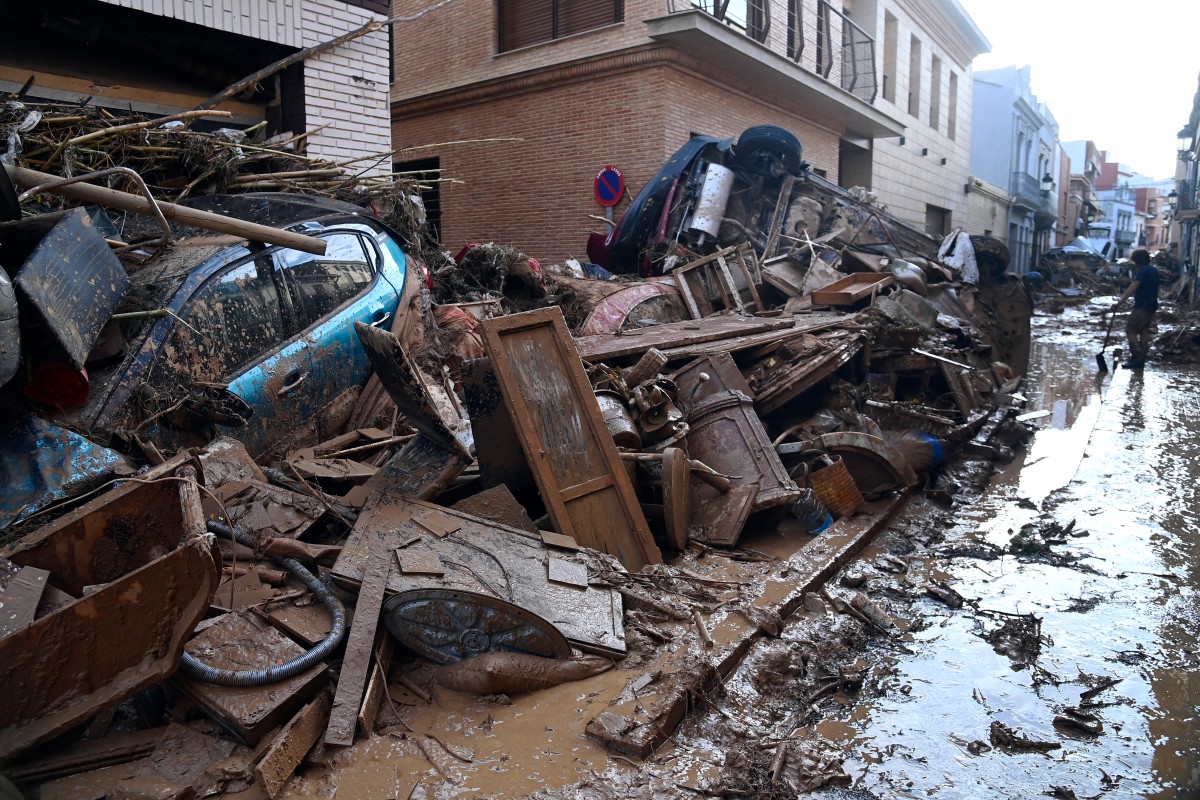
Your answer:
[276,233,376,330]
[169,254,289,382]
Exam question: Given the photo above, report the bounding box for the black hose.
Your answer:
[179,520,348,687]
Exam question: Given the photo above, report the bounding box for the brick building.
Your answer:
[0,0,392,175]
[389,0,988,264]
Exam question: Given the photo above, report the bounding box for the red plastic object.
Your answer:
[25,359,90,409]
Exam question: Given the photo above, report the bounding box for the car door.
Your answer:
[272,229,401,435]
[139,250,310,456]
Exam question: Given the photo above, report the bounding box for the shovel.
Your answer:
[1096,303,1120,372]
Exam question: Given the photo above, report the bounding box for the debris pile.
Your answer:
[0,121,1048,797]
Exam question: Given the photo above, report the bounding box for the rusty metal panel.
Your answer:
[479,307,660,572]
[332,497,626,658]
[0,478,218,760]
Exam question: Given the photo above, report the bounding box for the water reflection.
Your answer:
[832,337,1200,799]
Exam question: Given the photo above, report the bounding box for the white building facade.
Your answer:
[0,0,392,174]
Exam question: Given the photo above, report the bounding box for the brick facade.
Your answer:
[393,56,842,264]
[391,0,857,265]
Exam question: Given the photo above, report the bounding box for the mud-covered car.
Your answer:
[1,194,414,528]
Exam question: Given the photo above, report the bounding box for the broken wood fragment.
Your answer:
[692,609,714,648]
[324,548,391,747]
[254,691,331,798]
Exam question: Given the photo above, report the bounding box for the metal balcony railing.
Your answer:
[1178,180,1196,211]
[829,2,877,103]
[666,0,877,103]
[1010,171,1042,207]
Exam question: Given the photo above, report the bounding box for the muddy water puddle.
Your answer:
[814,304,1200,799]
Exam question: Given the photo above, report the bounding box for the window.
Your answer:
[276,234,376,331]
[929,55,941,131]
[907,35,922,118]
[925,204,950,236]
[882,12,897,102]
[498,0,622,52]
[395,156,442,242]
[947,71,958,140]
[787,0,804,60]
[168,255,288,384]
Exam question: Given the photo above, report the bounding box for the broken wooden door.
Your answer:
[479,308,660,571]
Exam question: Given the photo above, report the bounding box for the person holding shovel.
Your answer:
[1117,248,1159,369]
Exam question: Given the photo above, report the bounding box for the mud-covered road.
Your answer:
[807,298,1200,799]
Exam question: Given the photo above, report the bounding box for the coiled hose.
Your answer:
[179,520,348,687]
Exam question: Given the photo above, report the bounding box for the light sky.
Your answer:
[957,0,1200,181]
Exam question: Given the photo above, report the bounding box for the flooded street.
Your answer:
[821,301,1200,798]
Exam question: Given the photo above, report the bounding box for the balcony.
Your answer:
[1010,171,1043,210]
[1115,229,1136,246]
[653,1,899,138]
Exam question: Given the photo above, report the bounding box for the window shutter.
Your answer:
[499,0,553,51]
[559,0,620,37]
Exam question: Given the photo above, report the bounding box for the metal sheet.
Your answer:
[0,479,217,760]
[4,207,130,368]
[0,414,133,531]
[479,307,660,572]
[332,496,626,657]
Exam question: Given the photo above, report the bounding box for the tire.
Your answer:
[733,125,803,175]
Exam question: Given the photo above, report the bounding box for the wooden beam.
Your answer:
[324,547,391,747]
[4,164,327,256]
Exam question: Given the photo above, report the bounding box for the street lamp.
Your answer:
[1041,173,1054,194]
[1179,128,1195,160]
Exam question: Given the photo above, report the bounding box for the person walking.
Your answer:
[1117,248,1159,369]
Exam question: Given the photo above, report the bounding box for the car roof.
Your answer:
[121,193,380,311]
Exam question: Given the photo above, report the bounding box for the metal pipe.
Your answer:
[17,166,173,250]
[178,521,347,686]
[4,163,328,255]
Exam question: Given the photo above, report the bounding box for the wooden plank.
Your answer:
[324,548,391,747]
[356,634,393,738]
[254,691,332,799]
[575,315,796,362]
[3,727,161,784]
[657,313,846,360]
[480,308,660,572]
[755,335,866,414]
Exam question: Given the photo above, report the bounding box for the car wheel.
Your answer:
[733,125,803,176]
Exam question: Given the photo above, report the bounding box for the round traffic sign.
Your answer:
[594,165,624,208]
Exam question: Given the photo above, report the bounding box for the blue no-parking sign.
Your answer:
[593,165,624,207]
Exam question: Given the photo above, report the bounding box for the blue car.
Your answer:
[2,194,413,528]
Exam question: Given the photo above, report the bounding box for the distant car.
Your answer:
[587,125,804,276]
[2,194,413,528]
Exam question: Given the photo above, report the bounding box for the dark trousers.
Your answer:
[1126,307,1154,362]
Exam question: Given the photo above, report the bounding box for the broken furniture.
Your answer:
[0,467,218,760]
[0,207,130,372]
[332,495,626,658]
[478,307,660,572]
[810,272,894,306]
[669,243,763,318]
